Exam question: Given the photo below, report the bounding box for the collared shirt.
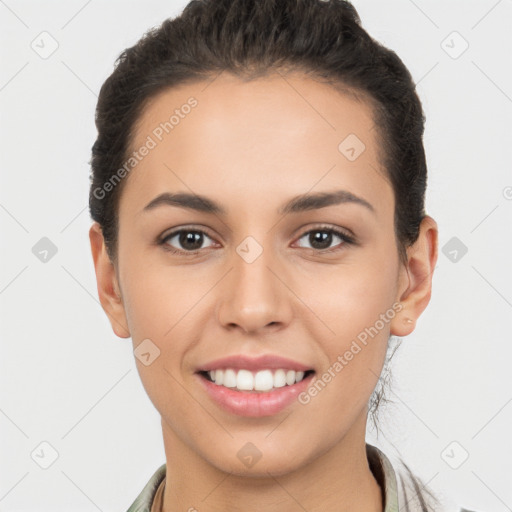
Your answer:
[126,443,478,512]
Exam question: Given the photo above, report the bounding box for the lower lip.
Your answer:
[196,372,315,417]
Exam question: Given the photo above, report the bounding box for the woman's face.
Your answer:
[98,72,416,476]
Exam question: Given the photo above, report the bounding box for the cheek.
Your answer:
[298,286,393,435]
[303,249,399,345]
[297,247,399,403]
[119,260,202,417]
[119,248,202,342]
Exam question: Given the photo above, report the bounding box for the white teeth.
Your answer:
[273,369,287,388]
[205,368,310,392]
[254,369,273,391]
[223,368,237,388]
[236,369,254,390]
[214,369,224,386]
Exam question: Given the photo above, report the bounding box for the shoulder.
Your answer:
[367,443,483,512]
[126,463,166,512]
[394,457,462,512]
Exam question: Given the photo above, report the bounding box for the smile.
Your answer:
[200,368,314,392]
[196,369,316,417]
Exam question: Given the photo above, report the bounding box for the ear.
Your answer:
[390,215,438,337]
[89,222,131,338]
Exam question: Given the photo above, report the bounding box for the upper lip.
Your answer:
[196,354,314,372]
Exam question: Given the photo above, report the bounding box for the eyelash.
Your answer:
[158,225,356,256]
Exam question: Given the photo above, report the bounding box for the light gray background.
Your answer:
[1,0,511,511]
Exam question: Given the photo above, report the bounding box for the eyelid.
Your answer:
[159,224,216,241]
[295,223,356,243]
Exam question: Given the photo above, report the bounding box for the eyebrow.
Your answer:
[142,189,375,216]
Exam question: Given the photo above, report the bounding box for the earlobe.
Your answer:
[391,215,438,337]
[89,222,131,338]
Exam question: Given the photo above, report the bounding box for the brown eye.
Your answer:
[160,229,215,254]
[295,227,355,252]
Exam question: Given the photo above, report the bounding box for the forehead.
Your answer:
[121,71,392,218]
[132,71,379,154]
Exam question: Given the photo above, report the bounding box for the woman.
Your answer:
[88,1,479,511]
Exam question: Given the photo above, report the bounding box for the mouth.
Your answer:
[195,367,316,417]
[194,353,316,416]
[197,368,316,393]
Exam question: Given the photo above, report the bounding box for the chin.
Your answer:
[213,456,304,478]
[202,439,315,478]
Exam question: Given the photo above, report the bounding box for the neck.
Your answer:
[160,411,383,512]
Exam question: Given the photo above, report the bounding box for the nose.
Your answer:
[217,242,293,334]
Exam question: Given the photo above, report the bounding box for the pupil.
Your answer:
[311,230,331,249]
[181,231,202,250]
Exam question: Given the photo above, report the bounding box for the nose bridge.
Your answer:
[217,233,289,332]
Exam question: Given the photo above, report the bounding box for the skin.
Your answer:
[90,71,438,512]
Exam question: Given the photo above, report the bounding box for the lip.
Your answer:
[196,354,313,372]
[196,371,315,417]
